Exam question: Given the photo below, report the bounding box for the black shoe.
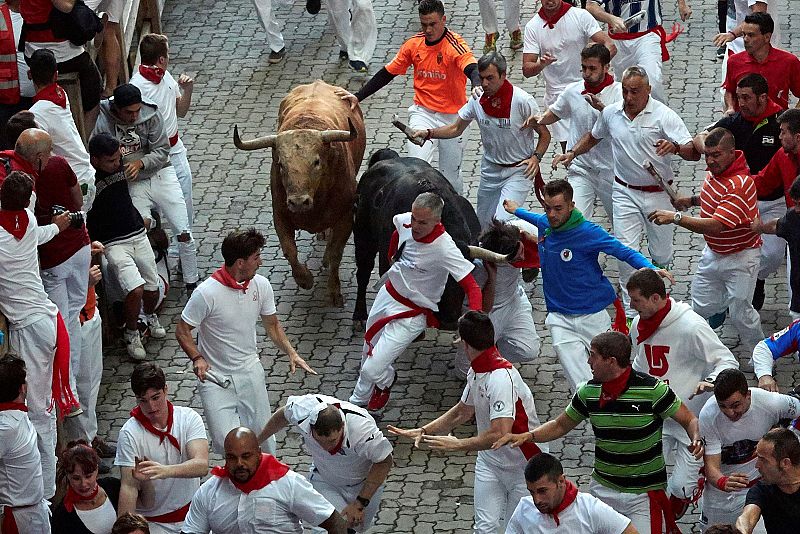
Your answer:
[752,278,766,311]
[306,0,321,14]
[92,436,117,459]
[338,50,349,61]
[268,47,286,64]
[716,45,726,60]
[98,462,111,475]
[185,282,197,295]
[349,60,368,73]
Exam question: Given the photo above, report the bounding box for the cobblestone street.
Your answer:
[94,0,800,531]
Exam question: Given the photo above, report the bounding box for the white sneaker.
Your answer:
[125,330,146,360]
[146,314,166,339]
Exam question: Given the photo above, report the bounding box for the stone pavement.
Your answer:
[93,1,800,532]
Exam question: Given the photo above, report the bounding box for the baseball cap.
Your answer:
[112,84,142,108]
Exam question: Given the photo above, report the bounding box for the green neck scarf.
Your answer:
[544,209,585,237]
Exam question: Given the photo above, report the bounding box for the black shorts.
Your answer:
[56,52,102,111]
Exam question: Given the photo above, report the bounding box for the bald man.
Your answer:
[183,427,347,534]
[0,126,53,194]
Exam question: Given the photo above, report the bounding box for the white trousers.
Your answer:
[477,161,531,229]
[590,480,659,534]
[0,500,52,534]
[350,286,427,405]
[198,358,276,455]
[757,198,787,280]
[63,312,102,442]
[663,434,703,502]
[546,310,611,391]
[613,184,673,317]
[252,0,285,52]
[168,150,194,259]
[701,486,766,533]
[407,104,465,194]
[474,456,528,534]
[129,166,199,284]
[568,167,614,223]
[327,0,377,63]
[611,32,666,104]
[691,245,764,352]
[9,315,58,499]
[307,473,383,533]
[477,0,520,34]
[41,244,90,399]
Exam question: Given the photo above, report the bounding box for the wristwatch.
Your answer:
[356,496,370,508]
[532,151,543,161]
[673,212,682,224]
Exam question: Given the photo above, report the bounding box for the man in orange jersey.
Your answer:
[338,0,480,194]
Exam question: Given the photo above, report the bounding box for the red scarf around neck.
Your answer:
[479,79,514,119]
[549,479,579,526]
[599,367,632,408]
[582,73,615,95]
[139,64,165,84]
[636,298,672,344]
[470,346,513,373]
[212,266,250,292]
[211,453,290,494]
[0,402,28,412]
[744,99,783,126]
[63,483,99,512]
[539,1,572,28]
[33,83,67,109]
[130,401,181,452]
[402,222,445,243]
[0,210,29,240]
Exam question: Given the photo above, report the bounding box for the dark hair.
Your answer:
[704,526,740,534]
[139,33,169,65]
[524,452,563,483]
[705,127,735,150]
[626,268,667,299]
[221,228,266,266]
[761,427,800,466]
[789,175,800,202]
[543,179,573,203]
[0,171,34,210]
[57,440,100,486]
[28,48,58,87]
[458,311,495,351]
[0,355,26,403]
[737,73,769,96]
[581,43,611,66]
[311,406,344,436]
[477,51,507,76]
[5,111,38,149]
[418,0,444,17]
[778,109,800,136]
[479,218,520,256]
[88,133,121,158]
[713,368,749,401]
[112,513,150,534]
[130,362,166,397]
[743,11,774,35]
[590,331,631,367]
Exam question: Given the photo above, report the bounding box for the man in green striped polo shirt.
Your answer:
[494,331,704,534]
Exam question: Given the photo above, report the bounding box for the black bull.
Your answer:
[353,150,481,331]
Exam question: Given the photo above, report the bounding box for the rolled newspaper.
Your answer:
[392,114,426,146]
[643,161,681,206]
[204,369,231,389]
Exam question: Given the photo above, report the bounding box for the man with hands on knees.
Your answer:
[389,311,546,533]
[751,319,800,392]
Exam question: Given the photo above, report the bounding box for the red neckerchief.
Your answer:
[402,222,445,243]
[138,64,165,84]
[32,83,67,109]
[582,74,615,95]
[0,210,29,240]
[510,235,540,269]
[328,433,345,455]
[211,453,290,494]
[598,367,632,407]
[63,483,99,513]
[636,298,672,344]
[211,265,250,292]
[744,99,783,125]
[714,150,750,180]
[549,479,579,526]
[0,402,28,412]
[130,401,181,452]
[479,79,514,119]
[539,1,572,28]
[470,346,513,373]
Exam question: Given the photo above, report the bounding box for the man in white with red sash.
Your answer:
[507,453,635,533]
[0,355,51,534]
[349,192,482,411]
[115,362,208,534]
[389,311,546,533]
[411,51,550,229]
[182,427,347,534]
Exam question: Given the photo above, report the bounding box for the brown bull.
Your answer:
[233,80,366,306]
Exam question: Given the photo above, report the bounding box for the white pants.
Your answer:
[477,0,520,34]
[691,245,764,352]
[327,0,377,63]
[129,166,199,284]
[0,500,52,534]
[568,167,614,223]
[170,149,194,226]
[198,358,276,455]
[613,184,673,317]
[757,198,787,280]
[41,244,90,399]
[546,310,611,391]
[308,473,383,533]
[252,0,285,52]
[407,104,465,194]
[474,456,528,534]
[350,286,427,405]
[611,32,666,104]
[701,486,766,533]
[477,162,531,229]
[663,434,703,502]
[590,480,659,534]
[63,312,103,443]
[9,315,58,499]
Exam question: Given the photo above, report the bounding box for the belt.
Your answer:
[493,160,524,168]
[145,501,191,523]
[614,176,669,193]
[169,133,179,147]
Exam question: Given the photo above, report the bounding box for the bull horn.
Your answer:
[320,117,358,143]
[468,246,512,263]
[233,125,277,150]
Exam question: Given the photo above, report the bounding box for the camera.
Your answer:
[51,204,85,229]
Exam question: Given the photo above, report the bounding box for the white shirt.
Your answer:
[181,275,276,375]
[114,406,207,523]
[524,8,602,95]
[284,394,393,488]
[387,213,474,311]
[182,468,335,534]
[591,97,693,186]
[458,86,540,165]
[461,363,547,469]
[549,80,622,178]
[130,69,186,155]
[0,210,59,328]
[74,497,117,534]
[0,409,44,507]
[9,11,34,98]
[506,492,631,534]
